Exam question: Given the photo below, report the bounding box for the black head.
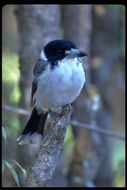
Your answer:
[44,40,87,64]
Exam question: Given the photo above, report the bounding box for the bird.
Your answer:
[17,39,87,145]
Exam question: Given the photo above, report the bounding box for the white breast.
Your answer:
[35,57,85,112]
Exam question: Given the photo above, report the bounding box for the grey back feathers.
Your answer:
[33,58,48,77]
[31,59,48,107]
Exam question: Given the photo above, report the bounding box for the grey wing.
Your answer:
[33,58,48,77]
[31,59,48,107]
[31,80,37,107]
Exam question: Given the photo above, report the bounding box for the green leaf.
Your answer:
[2,126,7,145]
[3,160,20,187]
[11,160,27,180]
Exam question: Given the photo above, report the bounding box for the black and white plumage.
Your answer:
[17,40,87,145]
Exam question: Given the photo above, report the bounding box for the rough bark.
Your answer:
[26,106,72,187]
[14,4,61,183]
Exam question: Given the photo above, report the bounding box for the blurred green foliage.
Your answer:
[112,140,125,187]
[2,48,20,103]
[63,125,75,174]
[2,49,21,136]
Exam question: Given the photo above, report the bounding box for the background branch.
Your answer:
[2,105,125,141]
[71,120,125,141]
[2,105,30,115]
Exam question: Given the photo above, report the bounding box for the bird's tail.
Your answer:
[17,107,48,145]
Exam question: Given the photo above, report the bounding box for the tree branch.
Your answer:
[71,120,125,141]
[2,105,30,115]
[26,105,72,187]
[2,105,125,141]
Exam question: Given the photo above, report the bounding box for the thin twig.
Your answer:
[2,105,30,115]
[71,120,125,141]
[2,105,125,141]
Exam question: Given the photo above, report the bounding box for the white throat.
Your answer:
[40,49,47,61]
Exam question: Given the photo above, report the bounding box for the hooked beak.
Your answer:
[65,48,88,58]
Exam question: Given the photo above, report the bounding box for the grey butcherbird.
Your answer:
[17,40,87,145]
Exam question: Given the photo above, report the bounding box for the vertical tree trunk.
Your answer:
[63,5,120,187]
[90,5,120,186]
[63,5,98,187]
[14,4,61,185]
